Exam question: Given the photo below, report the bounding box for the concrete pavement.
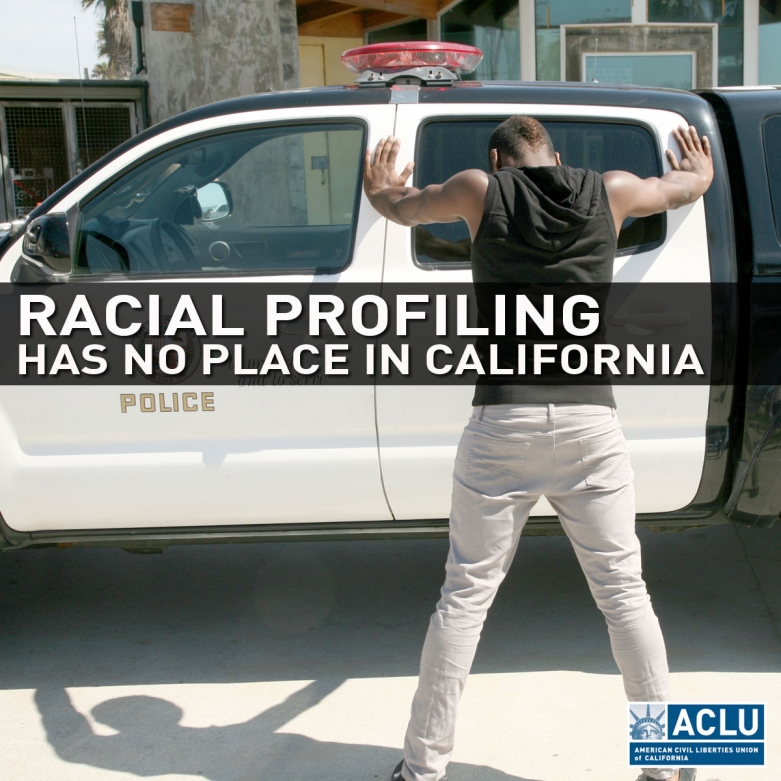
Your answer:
[1,521,779,780]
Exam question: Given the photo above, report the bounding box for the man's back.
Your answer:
[471,164,615,284]
[470,163,617,408]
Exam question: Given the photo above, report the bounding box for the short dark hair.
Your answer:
[489,116,555,162]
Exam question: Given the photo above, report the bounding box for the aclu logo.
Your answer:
[628,703,765,768]
[667,704,763,740]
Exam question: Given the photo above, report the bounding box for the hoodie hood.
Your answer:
[494,165,603,252]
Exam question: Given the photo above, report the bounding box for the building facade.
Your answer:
[296,0,781,88]
[131,0,300,124]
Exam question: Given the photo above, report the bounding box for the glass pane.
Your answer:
[649,0,744,84]
[536,28,561,80]
[760,0,781,84]
[763,116,781,244]
[75,106,133,172]
[718,24,744,86]
[584,54,694,88]
[414,120,662,265]
[760,23,781,83]
[75,124,365,276]
[441,0,520,80]
[3,105,69,219]
[534,0,631,83]
[649,0,744,85]
[536,0,630,26]
[649,0,743,23]
[367,19,427,44]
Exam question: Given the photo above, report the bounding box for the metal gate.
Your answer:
[0,101,137,221]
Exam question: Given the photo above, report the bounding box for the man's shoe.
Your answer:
[636,770,696,781]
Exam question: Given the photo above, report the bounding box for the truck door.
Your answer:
[700,90,781,527]
[0,105,395,532]
[377,102,712,520]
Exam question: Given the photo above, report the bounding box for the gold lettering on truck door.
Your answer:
[119,392,216,412]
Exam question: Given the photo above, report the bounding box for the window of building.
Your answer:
[75,123,365,277]
[536,0,632,81]
[760,0,781,84]
[442,0,521,80]
[648,0,744,85]
[1,101,138,221]
[584,53,696,88]
[414,119,663,267]
[367,19,427,44]
[75,106,133,172]
[3,105,69,220]
[764,116,781,244]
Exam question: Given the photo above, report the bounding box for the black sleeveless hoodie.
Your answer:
[470,164,617,407]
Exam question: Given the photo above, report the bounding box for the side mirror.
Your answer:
[196,182,231,221]
[12,213,71,283]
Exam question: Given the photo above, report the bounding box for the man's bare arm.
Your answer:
[363,136,488,239]
[603,125,714,233]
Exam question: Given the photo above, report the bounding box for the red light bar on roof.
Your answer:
[340,41,483,76]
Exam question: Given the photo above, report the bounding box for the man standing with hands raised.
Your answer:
[364,116,713,781]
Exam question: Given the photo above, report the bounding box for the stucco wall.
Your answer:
[136,0,300,124]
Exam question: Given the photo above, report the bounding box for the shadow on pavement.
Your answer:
[4,523,779,780]
[33,681,543,781]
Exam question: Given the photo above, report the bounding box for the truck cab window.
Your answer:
[763,115,781,245]
[74,122,365,277]
[414,119,663,266]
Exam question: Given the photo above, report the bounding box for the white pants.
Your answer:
[401,404,674,781]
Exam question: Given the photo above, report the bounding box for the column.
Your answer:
[631,0,647,26]
[744,0,759,86]
[520,0,536,80]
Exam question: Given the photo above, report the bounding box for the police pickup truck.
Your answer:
[0,42,779,553]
